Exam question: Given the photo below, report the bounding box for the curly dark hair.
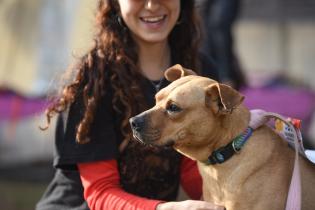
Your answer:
[43,0,202,151]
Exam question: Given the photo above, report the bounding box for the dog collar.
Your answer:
[204,127,253,165]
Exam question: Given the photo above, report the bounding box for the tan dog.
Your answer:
[130,64,315,210]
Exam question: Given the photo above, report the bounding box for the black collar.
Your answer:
[204,127,253,165]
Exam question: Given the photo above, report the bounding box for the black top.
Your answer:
[36,54,218,210]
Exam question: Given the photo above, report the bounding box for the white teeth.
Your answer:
[142,15,164,23]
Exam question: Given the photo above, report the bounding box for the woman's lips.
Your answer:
[140,15,167,29]
[140,15,166,23]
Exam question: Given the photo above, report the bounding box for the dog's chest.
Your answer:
[197,163,243,206]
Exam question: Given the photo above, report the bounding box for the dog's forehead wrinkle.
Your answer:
[165,76,192,91]
[169,83,206,107]
[161,76,214,97]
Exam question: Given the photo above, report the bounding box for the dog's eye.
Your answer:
[166,103,182,113]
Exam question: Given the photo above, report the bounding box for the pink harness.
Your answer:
[250,109,315,210]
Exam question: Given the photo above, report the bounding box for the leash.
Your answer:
[249,109,309,210]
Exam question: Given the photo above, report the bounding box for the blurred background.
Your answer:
[0,0,314,209]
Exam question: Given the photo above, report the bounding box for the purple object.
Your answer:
[241,86,315,131]
[0,91,49,121]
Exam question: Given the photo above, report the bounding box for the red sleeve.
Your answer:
[78,160,163,210]
[180,156,202,200]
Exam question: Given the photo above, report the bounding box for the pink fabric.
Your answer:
[248,109,269,129]
[286,150,302,210]
[249,110,302,210]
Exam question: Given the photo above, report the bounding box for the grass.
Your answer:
[0,180,48,210]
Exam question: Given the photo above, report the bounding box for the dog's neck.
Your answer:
[220,106,251,142]
[179,105,251,163]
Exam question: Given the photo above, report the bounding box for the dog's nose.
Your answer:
[129,116,145,132]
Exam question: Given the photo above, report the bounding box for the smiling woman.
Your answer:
[118,0,180,44]
[36,0,222,210]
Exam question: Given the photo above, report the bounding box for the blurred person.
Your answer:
[199,0,246,90]
[36,0,224,210]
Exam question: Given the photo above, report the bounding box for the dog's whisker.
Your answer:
[132,133,144,144]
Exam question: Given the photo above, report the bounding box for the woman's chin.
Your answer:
[135,33,170,45]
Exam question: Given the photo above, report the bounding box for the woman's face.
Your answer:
[117,0,181,45]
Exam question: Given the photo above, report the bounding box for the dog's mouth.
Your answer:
[131,129,176,149]
[132,131,145,144]
[131,129,161,145]
[164,139,175,147]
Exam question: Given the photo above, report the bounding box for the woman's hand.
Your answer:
[156,200,225,210]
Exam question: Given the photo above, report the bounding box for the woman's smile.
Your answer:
[140,15,166,23]
[139,15,167,29]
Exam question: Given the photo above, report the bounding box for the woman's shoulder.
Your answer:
[53,80,119,169]
[198,52,219,81]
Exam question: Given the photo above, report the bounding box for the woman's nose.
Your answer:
[144,0,160,11]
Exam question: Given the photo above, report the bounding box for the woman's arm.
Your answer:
[180,156,202,199]
[79,159,224,210]
[78,160,162,210]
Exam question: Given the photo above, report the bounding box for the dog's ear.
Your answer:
[205,83,244,114]
[165,64,197,82]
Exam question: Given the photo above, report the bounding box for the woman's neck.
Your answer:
[137,40,171,81]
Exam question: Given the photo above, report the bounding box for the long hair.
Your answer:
[43,0,201,150]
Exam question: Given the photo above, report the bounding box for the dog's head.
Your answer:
[130,64,245,160]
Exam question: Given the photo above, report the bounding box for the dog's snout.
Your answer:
[129,116,145,132]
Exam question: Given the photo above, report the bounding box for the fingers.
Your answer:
[156,200,225,210]
[204,201,225,210]
[184,200,225,210]
[212,205,225,210]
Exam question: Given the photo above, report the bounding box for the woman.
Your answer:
[36,0,223,209]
